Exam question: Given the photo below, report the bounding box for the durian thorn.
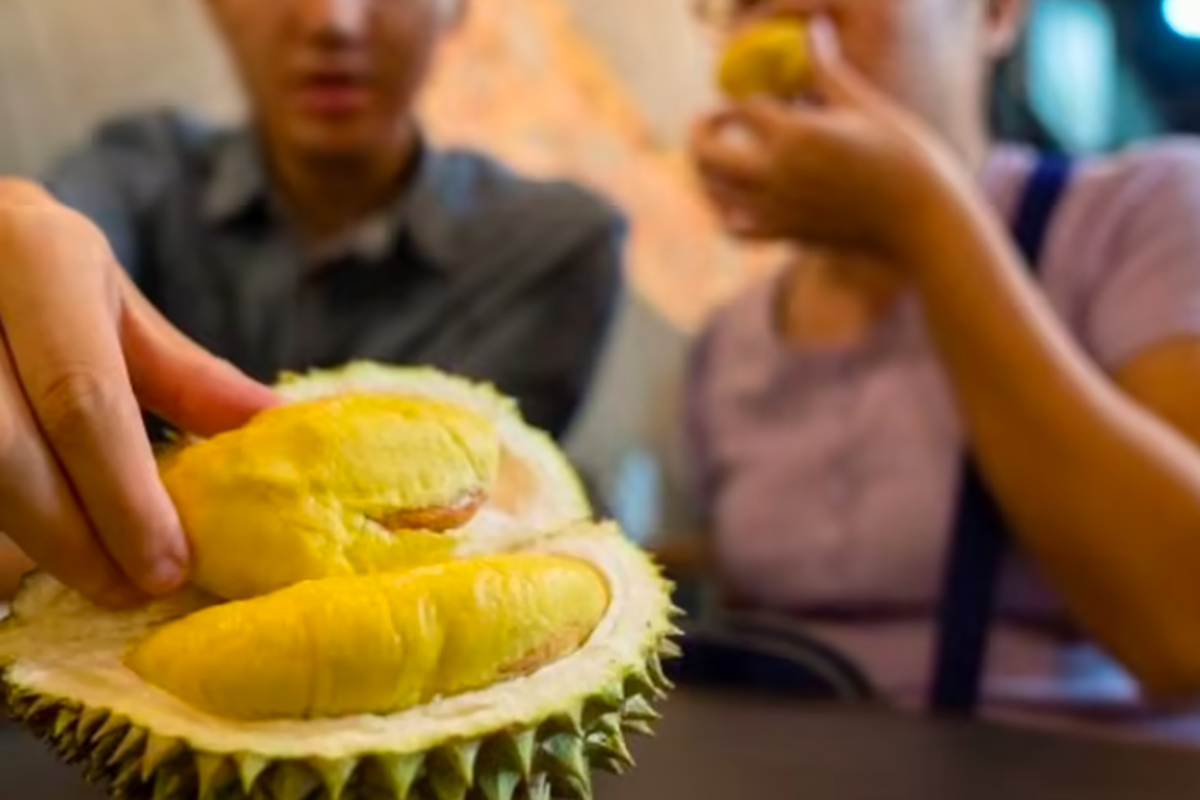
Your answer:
[622,718,656,737]
[499,728,536,780]
[77,708,109,744]
[372,752,425,798]
[91,714,129,744]
[648,654,675,692]
[428,766,470,800]
[525,773,552,800]
[109,726,147,768]
[267,760,322,800]
[439,739,481,786]
[151,766,188,800]
[141,733,184,781]
[52,706,78,740]
[309,756,358,800]
[235,752,270,793]
[478,768,521,800]
[538,732,589,795]
[194,753,234,800]
[623,695,662,723]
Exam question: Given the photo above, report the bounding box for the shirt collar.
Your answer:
[200,128,466,271]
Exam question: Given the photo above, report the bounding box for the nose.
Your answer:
[297,0,373,41]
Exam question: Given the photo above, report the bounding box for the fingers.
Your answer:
[804,14,884,111]
[0,201,190,598]
[0,338,144,607]
[117,269,279,438]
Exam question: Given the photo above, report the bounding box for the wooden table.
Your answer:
[4,689,1199,799]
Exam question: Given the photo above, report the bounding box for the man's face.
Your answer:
[709,0,1025,147]
[205,0,456,160]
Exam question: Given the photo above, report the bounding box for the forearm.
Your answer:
[904,182,1200,696]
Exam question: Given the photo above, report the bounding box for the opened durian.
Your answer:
[0,362,680,800]
[717,17,812,100]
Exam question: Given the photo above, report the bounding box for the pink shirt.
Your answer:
[686,138,1200,744]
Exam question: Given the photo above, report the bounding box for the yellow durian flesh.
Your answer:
[124,553,610,722]
[160,393,502,601]
[717,18,812,100]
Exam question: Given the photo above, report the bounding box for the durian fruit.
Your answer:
[717,18,812,100]
[158,363,594,601]
[0,363,682,800]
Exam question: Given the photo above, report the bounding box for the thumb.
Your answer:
[117,271,280,438]
[805,15,884,110]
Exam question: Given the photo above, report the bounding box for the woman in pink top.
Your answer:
[684,1,1200,743]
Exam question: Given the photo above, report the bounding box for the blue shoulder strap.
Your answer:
[928,154,1074,715]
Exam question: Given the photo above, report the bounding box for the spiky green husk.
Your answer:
[2,642,677,800]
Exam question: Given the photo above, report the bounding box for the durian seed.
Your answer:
[108,726,147,767]
[141,733,184,780]
[267,761,322,800]
[478,768,521,800]
[373,752,425,797]
[195,752,234,800]
[310,756,358,800]
[236,752,271,793]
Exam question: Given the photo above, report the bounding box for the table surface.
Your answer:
[3,689,1199,800]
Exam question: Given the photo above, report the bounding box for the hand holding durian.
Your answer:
[0,363,680,800]
[699,13,971,265]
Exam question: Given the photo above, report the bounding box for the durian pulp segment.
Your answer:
[0,522,672,762]
[158,393,502,602]
[124,554,611,721]
[717,18,812,100]
[271,363,593,546]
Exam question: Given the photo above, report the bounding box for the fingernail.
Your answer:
[142,554,188,596]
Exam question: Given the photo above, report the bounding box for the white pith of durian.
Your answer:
[0,522,671,759]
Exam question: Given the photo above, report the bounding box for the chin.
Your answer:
[284,117,394,163]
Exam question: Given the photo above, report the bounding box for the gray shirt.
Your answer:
[42,110,626,439]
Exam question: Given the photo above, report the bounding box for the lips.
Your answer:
[293,70,372,118]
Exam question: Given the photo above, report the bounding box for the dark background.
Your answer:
[994,0,1200,151]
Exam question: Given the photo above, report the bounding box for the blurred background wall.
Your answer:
[0,0,1197,543]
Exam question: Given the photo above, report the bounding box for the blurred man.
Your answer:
[46,0,625,441]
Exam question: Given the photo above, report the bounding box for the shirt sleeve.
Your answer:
[472,208,628,441]
[1082,141,1200,372]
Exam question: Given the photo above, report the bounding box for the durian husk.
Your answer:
[0,364,683,800]
[0,523,681,800]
